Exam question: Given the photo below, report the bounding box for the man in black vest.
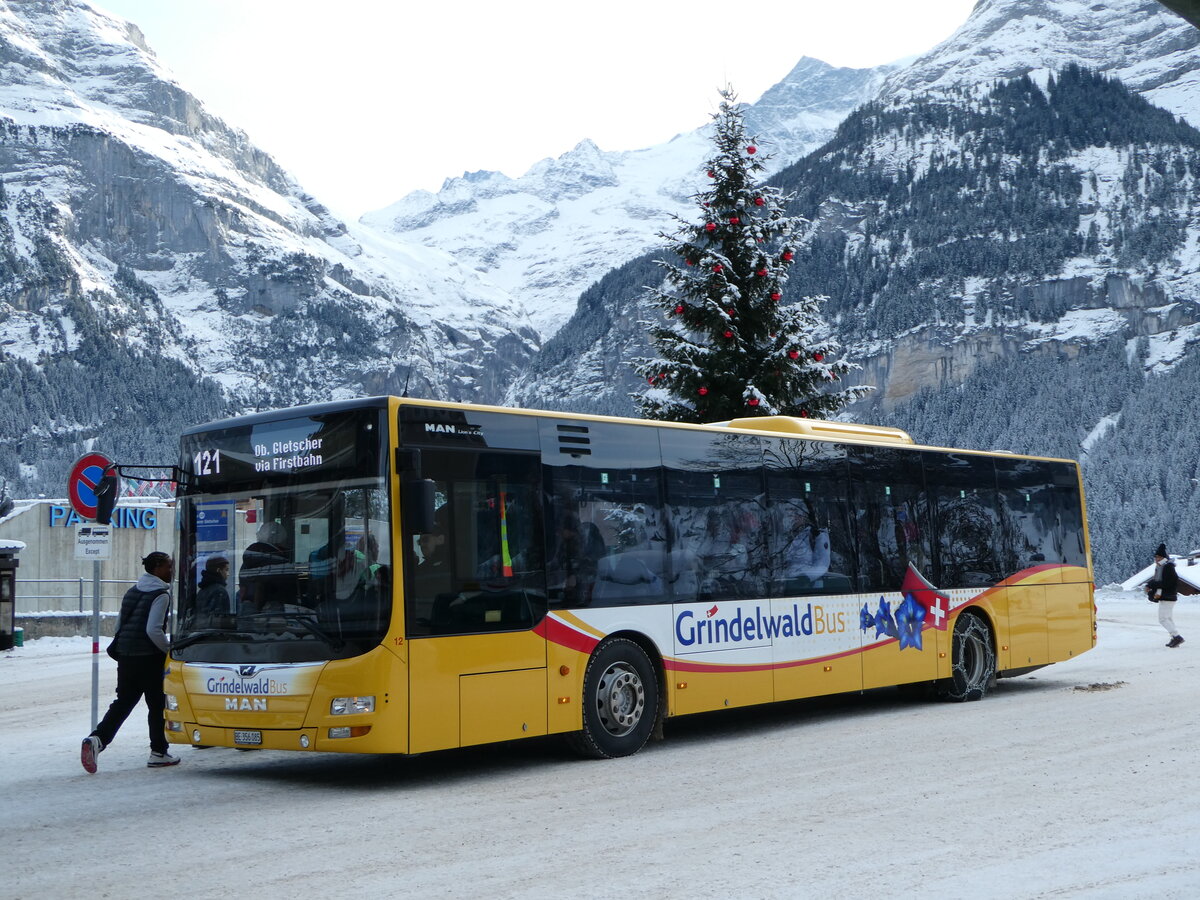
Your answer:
[81,551,180,772]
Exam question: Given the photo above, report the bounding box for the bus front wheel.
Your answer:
[941,612,996,702]
[567,638,659,759]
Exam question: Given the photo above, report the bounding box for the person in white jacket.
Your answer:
[81,552,180,773]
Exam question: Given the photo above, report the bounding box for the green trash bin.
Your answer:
[13,626,22,648]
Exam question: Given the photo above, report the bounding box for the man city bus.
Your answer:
[165,397,1095,759]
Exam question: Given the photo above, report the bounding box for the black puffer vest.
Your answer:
[115,586,168,657]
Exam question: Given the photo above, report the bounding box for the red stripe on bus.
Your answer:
[536,617,600,655]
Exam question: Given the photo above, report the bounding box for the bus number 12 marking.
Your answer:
[193,449,221,477]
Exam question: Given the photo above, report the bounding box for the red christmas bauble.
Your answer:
[674,304,684,314]
[685,259,693,266]
[814,352,824,362]
[788,350,799,359]
[713,264,723,273]
[659,372,666,380]
[705,222,716,232]
[747,146,757,155]
[800,409,809,418]
[729,216,740,225]
[756,268,768,277]
[724,330,733,338]
[707,170,715,178]
[748,397,760,407]
[770,292,781,301]
[647,376,655,385]
[782,251,794,261]
[698,387,709,396]
[754,197,765,207]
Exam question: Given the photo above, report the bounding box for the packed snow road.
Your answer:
[1,590,1197,899]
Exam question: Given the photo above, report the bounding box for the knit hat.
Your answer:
[1155,543,1168,559]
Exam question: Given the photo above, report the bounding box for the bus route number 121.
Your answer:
[193,449,222,477]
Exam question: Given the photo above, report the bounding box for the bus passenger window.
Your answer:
[849,447,933,593]
[540,419,670,609]
[924,452,1002,589]
[661,430,766,603]
[764,439,854,597]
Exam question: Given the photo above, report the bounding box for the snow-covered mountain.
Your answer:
[362,57,895,338]
[0,0,538,493]
[877,0,1200,122]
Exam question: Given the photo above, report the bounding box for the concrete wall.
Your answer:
[0,500,175,614]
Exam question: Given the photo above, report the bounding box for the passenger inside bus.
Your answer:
[414,505,454,617]
[192,556,231,628]
[547,514,606,606]
[239,522,293,612]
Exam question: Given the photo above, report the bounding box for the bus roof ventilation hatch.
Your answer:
[722,416,914,445]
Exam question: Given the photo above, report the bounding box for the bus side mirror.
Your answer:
[403,478,437,534]
[95,468,120,526]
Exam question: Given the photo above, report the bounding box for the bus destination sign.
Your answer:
[181,409,383,491]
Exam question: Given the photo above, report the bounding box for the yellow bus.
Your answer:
[165,397,1095,758]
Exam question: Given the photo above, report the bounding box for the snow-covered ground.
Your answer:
[1,588,1197,898]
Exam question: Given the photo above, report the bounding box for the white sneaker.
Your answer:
[81,735,103,774]
[147,750,181,768]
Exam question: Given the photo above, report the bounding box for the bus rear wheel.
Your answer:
[567,638,659,759]
[941,611,996,702]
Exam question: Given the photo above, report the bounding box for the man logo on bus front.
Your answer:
[239,665,259,678]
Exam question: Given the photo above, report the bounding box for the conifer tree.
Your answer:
[632,87,867,423]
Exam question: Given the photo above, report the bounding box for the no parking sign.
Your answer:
[67,453,119,522]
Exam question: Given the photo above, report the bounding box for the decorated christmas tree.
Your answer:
[632,87,868,423]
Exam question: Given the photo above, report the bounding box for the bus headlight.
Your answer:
[165,694,179,711]
[330,696,375,715]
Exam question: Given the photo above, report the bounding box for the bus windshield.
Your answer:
[174,405,390,663]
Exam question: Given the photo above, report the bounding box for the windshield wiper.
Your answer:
[237,612,343,649]
[172,629,258,651]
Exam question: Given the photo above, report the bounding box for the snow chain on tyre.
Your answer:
[944,612,997,702]
[567,637,660,759]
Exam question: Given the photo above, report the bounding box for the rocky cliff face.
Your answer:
[0,0,538,493]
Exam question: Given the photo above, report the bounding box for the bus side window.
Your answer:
[995,458,1085,574]
[848,446,933,593]
[661,430,766,603]
[540,419,669,608]
[924,452,1003,589]
[763,438,854,597]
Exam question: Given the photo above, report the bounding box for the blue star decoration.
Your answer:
[895,593,928,651]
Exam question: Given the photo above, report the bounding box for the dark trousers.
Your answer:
[92,653,168,754]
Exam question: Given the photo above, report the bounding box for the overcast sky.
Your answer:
[94,0,975,219]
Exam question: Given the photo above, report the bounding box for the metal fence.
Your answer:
[17,578,132,614]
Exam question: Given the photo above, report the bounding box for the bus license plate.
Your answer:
[233,730,262,745]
